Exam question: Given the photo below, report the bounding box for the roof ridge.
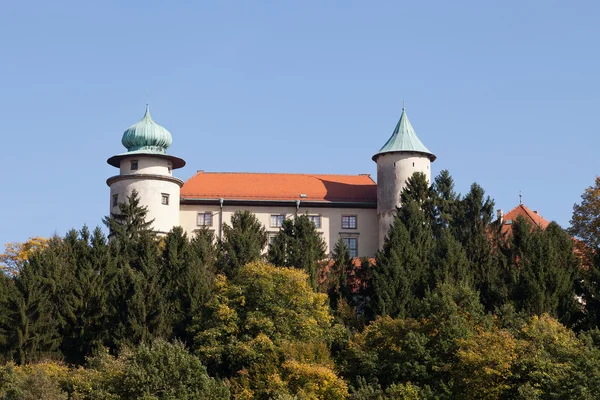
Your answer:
[193,171,374,177]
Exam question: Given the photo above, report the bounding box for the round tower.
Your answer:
[372,107,436,248]
[107,105,186,234]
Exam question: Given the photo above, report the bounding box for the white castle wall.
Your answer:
[108,156,181,234]
[376,152,431,248]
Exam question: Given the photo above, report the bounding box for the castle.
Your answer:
[107,105,436,257]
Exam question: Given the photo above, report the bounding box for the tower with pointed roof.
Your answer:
[107,105,186,234]
[372,107,436,248]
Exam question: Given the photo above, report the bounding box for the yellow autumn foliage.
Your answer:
[0,236,49,276]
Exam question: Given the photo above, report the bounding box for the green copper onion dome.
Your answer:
[121,105,173,153]
[372,108,436,161]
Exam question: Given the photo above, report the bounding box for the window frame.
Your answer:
[112,194,118,207]
[130,160,139,171]
[270,214,285,228]
[161,193,169,205]
[197,212,213,227]
[342,215,358,230]
[307,214,322,229]
[343,237,358,257]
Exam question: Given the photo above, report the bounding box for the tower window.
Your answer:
[131,160,139,171]
[197,212,213,226]
[161,193,169,205]
[342,215,357,229]
[413,162,415,167]
[270,214,285,228]
[112,194,118,207]
[168,166,172,174]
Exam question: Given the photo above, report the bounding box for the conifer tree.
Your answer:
[431,169,458,234]
[161,227,215,344]
[329,237,353,308]
[371,173,434,318]
[452,183,508,311]
[266,215,326,290]
[102,189,155,244]
[509,218,579,325]
[219,210,267,278]
[191,226,218,271]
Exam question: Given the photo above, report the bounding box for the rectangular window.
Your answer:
[268,233,278,247]
[270,214,285,228]
[112,194,118,207]
[131,160,138,171]
[197,212,213,226]
[307,215,321,228]
[342,215,357,229]
[343,237,358,257]
[161,193,169,205]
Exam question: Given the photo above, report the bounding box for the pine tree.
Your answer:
[329,237,353,308]
[266,215,326,290]
[371,173,434,318]
[161,227,215,344]
[102,189,155,244]
[452,183,508,311]
[509,217,579,325]
[219,210,267,278]
[431,169,458,235]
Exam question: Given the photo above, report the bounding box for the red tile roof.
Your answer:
[501,204,550,235]
[181,172,377,204]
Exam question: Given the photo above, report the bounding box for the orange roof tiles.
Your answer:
[181,172,377,204]
[501,204,550,235]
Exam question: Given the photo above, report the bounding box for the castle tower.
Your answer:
[107,105,186,234]
[372,107,436,248]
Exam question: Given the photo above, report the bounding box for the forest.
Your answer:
[1,170,600,399]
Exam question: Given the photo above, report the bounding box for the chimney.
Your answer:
[533,210,538,214]
[496,209,503,223]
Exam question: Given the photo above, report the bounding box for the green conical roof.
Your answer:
[372,108,436,161]
[121,105,173,153]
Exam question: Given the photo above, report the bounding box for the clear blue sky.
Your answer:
[1,1,599,246]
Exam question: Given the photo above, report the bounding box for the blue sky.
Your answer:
[1,1,599,246]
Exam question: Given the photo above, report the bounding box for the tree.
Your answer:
[371,173,433,318]
[454,326,517,399]
[219,210,267,278]
[161,227,215,345]
[507,218,579,325]
[329,237,353,307]
[569,176,600,254]
[192,262,345,399]
[267,215,327,290]
[118,340,230,400]
[0,237,49,277]
[102,189,155,244]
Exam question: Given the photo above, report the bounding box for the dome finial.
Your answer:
[121,105,172,153]
[402,99,405,111]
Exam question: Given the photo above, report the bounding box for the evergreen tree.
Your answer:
[11,253,62,364]
[102,189,155,244]
[371,173,435,318]
[266,215,327,290]
[162,227,215,344]
[452,183,509,311]
[431,169,459,235]
[219,210,267,278]
[508,218,579,325]
[329,237,353,308]
[191,226,218,271]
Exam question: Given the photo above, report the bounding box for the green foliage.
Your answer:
[102,189,155,243]
[219,210,267,278]
[192,262,346,399]
[267,215,327,290]
[118,340,230,400]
